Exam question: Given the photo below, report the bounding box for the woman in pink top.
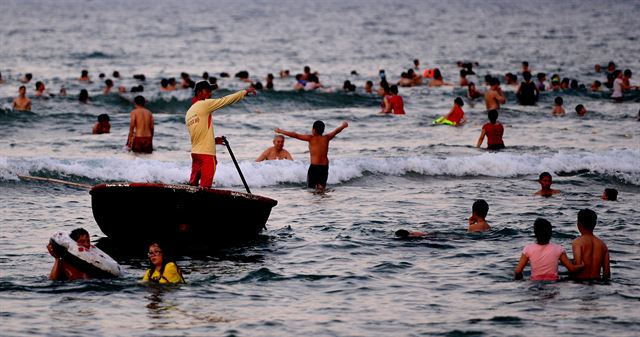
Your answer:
[514,218,583,281]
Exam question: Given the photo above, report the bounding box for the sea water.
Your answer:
[1,0,639,336]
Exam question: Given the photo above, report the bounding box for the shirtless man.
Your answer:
[127,95,154,153]
[535,172,560,196]
[571,209,610,280]
[276,121,348,191]
[484,78,506,111]
[12,86,32,111]
[256,135,293,162]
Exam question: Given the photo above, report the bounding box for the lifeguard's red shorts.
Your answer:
[190,154,217,188]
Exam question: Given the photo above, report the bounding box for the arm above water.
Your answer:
[559,252,583,273]
[514,254,528,280]
[326,122,349,140]
[275,128,311,141]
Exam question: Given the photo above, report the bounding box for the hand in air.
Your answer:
[341,121,349,128]
[274,128,282,134]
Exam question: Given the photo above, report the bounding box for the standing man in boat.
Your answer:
[186,81,256,188]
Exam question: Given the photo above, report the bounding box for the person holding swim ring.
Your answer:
[142,242,185,284]
[47,228,92,281]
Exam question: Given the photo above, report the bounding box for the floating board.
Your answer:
[433,117,456,126]
[49,231,123,278]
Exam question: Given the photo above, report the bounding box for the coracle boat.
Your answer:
[90,183,277,246]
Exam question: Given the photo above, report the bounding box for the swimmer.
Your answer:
[35,81,49,97]
[293,74,306,91]
[516,71,538,105]
[575,104,587,117]
[167,77,177,90]
[536,72,547,91]
[364,80,374,94]
[160,78,171,92]
[535,172,560,196]
[467,82,482,100]
[21,73,33,83]
[514,218,583,281]
[590,80,602,92]
[275,120,348,191]
[459,69,469,87]
[143,242,185,284]
[413,59,420,70]
[381,85,405,115]
[601,188,618,201]
[397,72,413,87]
[256,135,293,162]
[476,109,504,149]
[428,69,449,87]
[92,114,111,134]
[79,69,90,82]
[279,69,290,78]
[103,79,114,95]
[47,228,92,281]
[468,199,491,232]
[484,78,506,111]
[12,86,32,111]
[571,209,610,281]
[552,97,565,116]
[266,73,274,89]
[395,229,428,238]
[436,97,466,125]
[181,72,194,89]
[522,61,530,73]
[505,73,518,86]
[409,69,423,86]
[127,95,154,154]
[79,89,89,103]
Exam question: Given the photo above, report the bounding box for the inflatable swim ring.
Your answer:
[49,231,123,278]
[433,117,456,126]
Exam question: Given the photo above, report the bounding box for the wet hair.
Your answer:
[395,229,410,238]
[607,61,616,69]
[522,61,529,67]
[267,73,274,80]
[343,80,352,90]
[308,74,319,83]
[70,228,89,241]
[99,73,105,78]
[366,80,373,86]
[454,97,464,107]
[25,73,33,80]
[295,74,303,81]
[489,77,500,86]
[312,120,325,135]
[433,68,442,80]
[304,66,311,73]
[19,85,26,90]
[252,81,263,90]
[146,241,183,283]
[380,79,390,92]
[81,69,88,77]
[570,79,578,89]
[593,80,601,87]
[472,199,489,218]
[575,104,584,113]
[488,109,498,124]
[234,70,249,79]
[133,74,146,81]
[468,82,476,89]
[623,69,632,77]
[413,59,419,65]
[523,71,532,81]
[181,72,189,79]
[604,188,618,201]
[194,80,212,95]
[536,72,546,81]
[389,84,399,95]
[168,77,176,85]
[105,79,113,87]
[112,71,120,78]
[35,81,43,90]
[533,218,552,245]
[460,69,467,77]
[202,72,209,80]
[554,96,563,106]
[160,78,168,87]
[98,113,110,122]
[130,85,144,92]
[219,72,230,78]
[350,70,358,76]
[539,172,552,180]
[577,209,597,231]
[134,95,146,106]
[79,89,89,102]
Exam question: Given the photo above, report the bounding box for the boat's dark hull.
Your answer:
[90,183,277,246]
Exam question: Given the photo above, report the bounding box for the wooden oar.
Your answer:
[221,136,251,194]
[17,174,92,189]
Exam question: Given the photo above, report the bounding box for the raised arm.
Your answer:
[326,121,349,140]
[275,128,311,141]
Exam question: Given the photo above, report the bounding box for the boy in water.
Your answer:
[435,97,466,125]
[535,172,560,196]
[552,96,565,116]
[571,209,610,280]
[476,109,505,149]
[484,77,506,111]
[127,95,154,153]
[12,86,32,111]
[92,114,111,134]
[601,188,618,201]
[47,228,92,281]
[468,199,491,232]
[575,104,587,117]
[395,229,428,238]
[275,120,348,191]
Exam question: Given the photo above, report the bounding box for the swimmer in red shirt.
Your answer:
[381,85,405,114]
[435,97,466,125]
[476,109,505,149]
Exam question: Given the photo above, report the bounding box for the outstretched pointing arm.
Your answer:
[327,122,349,140]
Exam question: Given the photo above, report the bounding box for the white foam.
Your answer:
[1,149,639,187]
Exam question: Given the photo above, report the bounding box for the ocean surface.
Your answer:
[1,0,639,336]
